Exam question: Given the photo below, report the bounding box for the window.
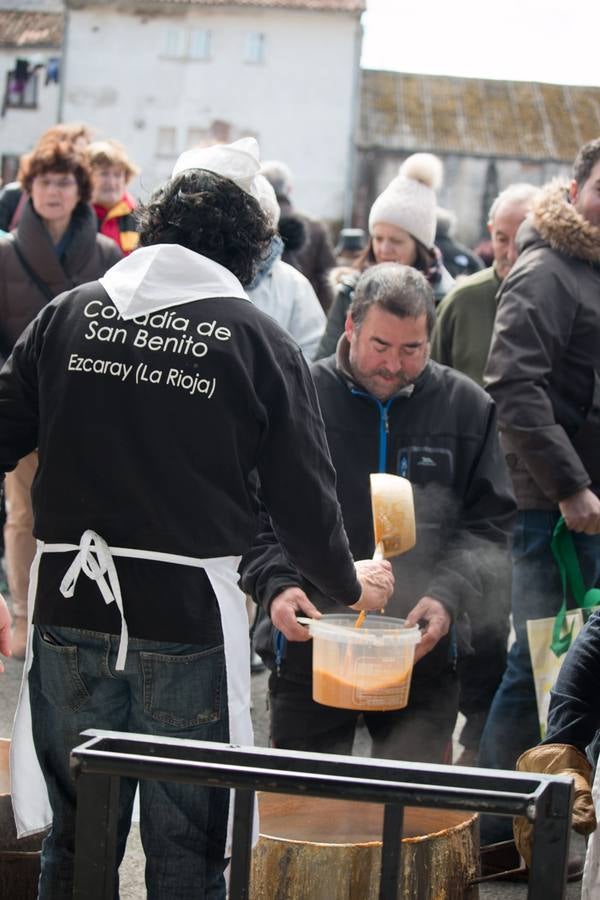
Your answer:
[4,64,38,111]
[186,127,210,147]
[244,32,265,65]
[156,127,177,157]
[164,28,186,58]
[164,27,211,60]
[189,29,211,60]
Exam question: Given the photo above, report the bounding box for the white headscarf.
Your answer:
[172,137,267,203]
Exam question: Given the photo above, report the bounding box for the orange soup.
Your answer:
[313,666,411,711]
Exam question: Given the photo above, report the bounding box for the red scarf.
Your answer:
[94,203,121,247]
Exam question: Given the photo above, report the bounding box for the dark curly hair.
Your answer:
[137,170,275,286]
[19,139,92,203]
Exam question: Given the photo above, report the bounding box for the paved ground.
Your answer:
[0,651,583,898]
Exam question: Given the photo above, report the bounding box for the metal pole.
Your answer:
[72,770,120,900]
[379,803,404,900]
[527,779,573,900]
[69,732,575,900]
[228,789,255,900]
[56,6,70,123]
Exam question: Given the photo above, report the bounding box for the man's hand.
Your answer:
[405,596,451,663]
[559,488,600,535]
[0,594,12,673]
[270,587,322,642]
[351,559,394,612]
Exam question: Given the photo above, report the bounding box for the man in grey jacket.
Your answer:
[478,137,600,846]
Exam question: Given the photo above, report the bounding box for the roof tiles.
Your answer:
[360,70,600,162]
[0,11,64,48]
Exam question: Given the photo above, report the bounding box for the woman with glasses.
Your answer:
[0,138,121,659]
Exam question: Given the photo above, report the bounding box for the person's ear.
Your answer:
[568,179,578,204]
[344,312,354,342]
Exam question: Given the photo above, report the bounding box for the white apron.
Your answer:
[10,529,255,853]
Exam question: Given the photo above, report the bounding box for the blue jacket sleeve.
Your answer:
[543,610,600,751]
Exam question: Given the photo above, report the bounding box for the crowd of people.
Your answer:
[0,123,598,897]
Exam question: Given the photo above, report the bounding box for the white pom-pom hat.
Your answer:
[368,153,443,249]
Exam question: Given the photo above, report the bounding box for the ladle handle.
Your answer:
[355,542,388,628]
[354,609,367,629]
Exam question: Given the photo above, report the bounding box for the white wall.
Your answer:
[63,6,361,219]
[0,46,61,172]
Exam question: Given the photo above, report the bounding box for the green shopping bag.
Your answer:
[527,516,600,738]
[550,516,600,655]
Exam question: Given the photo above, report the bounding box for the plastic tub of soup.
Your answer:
[298,615,421,711]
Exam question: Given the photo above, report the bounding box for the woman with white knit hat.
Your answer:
[316,153,454,359]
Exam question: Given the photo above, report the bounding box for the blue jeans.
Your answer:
[477,510,600,843]
[29,625,229,900]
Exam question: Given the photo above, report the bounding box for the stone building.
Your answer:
[355,69,600,246]
[61,0,364,215]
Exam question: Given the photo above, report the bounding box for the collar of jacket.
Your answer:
[490,263,503,287]
[13,199,98,292]
[246,234,284,290]
[521,179,600,264]
[95,192,136,223]
[100,243,248,319]
[333,332,419,400]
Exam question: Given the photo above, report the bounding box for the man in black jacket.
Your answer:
[0,139,393,900]
[478,137,600,846]
[241,262,516,764]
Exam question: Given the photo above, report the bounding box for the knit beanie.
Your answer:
[368,153,443,249]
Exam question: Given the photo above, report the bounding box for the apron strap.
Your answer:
[43,531,240,671]
[59,529,129,669]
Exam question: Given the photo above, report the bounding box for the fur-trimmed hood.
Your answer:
[525,179,600,264]
[327,264,360,292]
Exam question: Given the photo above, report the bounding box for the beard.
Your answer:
[350,348,430,401]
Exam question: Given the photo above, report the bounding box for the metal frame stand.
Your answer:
[70,729,574,900]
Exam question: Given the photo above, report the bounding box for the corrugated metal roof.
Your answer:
[0,10,63,48]
[359,70,600,162]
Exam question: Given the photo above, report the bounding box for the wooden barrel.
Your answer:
[250,793,479,899]
[0,738,47,900]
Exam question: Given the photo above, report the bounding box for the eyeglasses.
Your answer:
[33,176,78,191]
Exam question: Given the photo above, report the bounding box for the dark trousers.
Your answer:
[269,667,459,763]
